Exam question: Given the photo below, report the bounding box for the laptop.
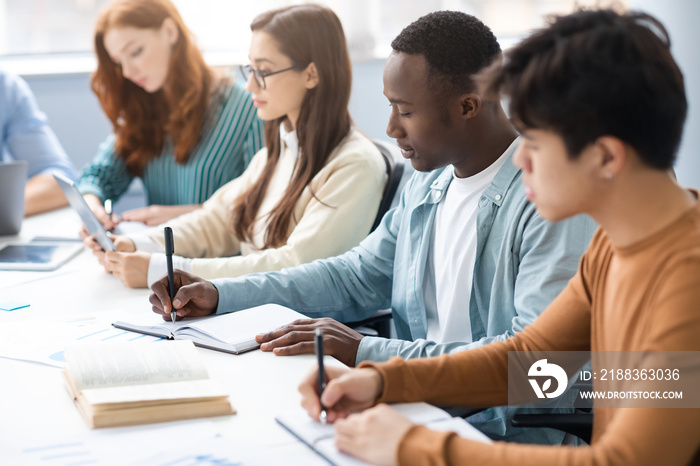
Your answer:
[0,162,28,236]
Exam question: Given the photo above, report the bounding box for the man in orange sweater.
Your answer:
[298,8,700,465]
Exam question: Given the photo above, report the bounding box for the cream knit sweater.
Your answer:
[139,128,386,282]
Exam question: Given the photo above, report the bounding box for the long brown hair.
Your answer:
[91,0,212,176]
[231,4,352,249]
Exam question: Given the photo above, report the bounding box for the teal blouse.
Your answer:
[76,77,264,205]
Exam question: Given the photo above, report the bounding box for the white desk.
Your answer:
[0,209,329,465]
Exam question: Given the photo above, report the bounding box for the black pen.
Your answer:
[164,227,176,323]
[315,328,328,424]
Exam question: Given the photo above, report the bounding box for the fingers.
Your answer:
[96,209,117,231]
[298,365,353,420]
[321,375,350,408]
[256,319,317,343]
[149,279,172,316]
[334,416,357,451]
[111,235,136,252]
[259,328,315,352]
[148,271,218,320]
[299,368,323,421]
[121,206,161,225]
[83,235,102,252]
[320,368,382,410]
[120,207,148,223]
[267,340,316,356]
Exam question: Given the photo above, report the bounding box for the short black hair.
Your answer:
[491,9,687,169]
[391,11,501,96]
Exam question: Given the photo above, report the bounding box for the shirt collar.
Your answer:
[427,137,522,206]
[279,125,300,158]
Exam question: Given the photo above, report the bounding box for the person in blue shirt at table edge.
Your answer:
[150,11,596,443]
[0,69,76,216]
[77,0,263,229]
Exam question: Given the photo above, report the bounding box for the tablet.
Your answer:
[53,173,116,251]
[0,242,83,271]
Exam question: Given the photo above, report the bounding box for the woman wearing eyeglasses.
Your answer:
[86,3,387,289]
[77,0,264,229]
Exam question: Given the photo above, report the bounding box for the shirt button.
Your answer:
[495,194,502,201]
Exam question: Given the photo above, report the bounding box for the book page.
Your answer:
[65,340,208,392]
[113,304,307,353]
[81,379,229,406]
[276,402,451,447]
[277,403,488,466]
[175,304,308,344]
[116,304,308,353]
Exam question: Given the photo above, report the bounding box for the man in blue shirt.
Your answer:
[150,12,595,443]
[0,69,75,215]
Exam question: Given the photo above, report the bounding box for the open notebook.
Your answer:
[276,402,492,465]
[113,304,307,355]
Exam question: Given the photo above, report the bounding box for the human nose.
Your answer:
[385,109,406,140]
[121,60,136,81]
[244,70,260,93]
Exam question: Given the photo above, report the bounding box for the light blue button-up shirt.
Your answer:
[0,70,75,179]
[213,140,596,442]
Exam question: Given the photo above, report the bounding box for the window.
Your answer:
[0,0,623,65]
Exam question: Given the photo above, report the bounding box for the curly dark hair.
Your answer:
[491,9,687,169]
[391,10,501,96]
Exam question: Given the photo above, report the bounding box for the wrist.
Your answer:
[370,368,384,403]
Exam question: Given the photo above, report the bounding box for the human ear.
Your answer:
[161,17,179,46]
[460,93,481,119]
[304,62,319,90]
[595,136,626,181]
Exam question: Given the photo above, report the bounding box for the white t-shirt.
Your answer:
[424,150,511,343]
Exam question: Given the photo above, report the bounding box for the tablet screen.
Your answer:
[0,244,63,263]
[0,243,83,271]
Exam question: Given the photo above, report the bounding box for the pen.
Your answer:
[164,227,177,323]
[315,328,328,424]
[104,199,113,217]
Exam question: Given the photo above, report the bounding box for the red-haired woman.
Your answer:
[86,4,387,288]
[77,0,263,228]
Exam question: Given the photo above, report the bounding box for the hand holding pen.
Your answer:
[299,334,384,424]
[164,226,177,323]
[103,199,120,230]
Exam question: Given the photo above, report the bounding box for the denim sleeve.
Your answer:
[4,73,75,179]
[357,210,597,364]
[210,189,414,320]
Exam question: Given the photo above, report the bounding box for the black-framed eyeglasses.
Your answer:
[239,64,297,90]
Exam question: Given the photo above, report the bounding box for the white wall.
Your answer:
[628,0,699,187]
[25,60,392,172]
[23,0,699,188]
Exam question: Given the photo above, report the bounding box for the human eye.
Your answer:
[388,102,411,117]
[523,139,539,152]
[130,46,143,58]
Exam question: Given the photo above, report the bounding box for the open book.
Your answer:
[113,304,308,355]
[63,340,234,428]
[276,402,492,465]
